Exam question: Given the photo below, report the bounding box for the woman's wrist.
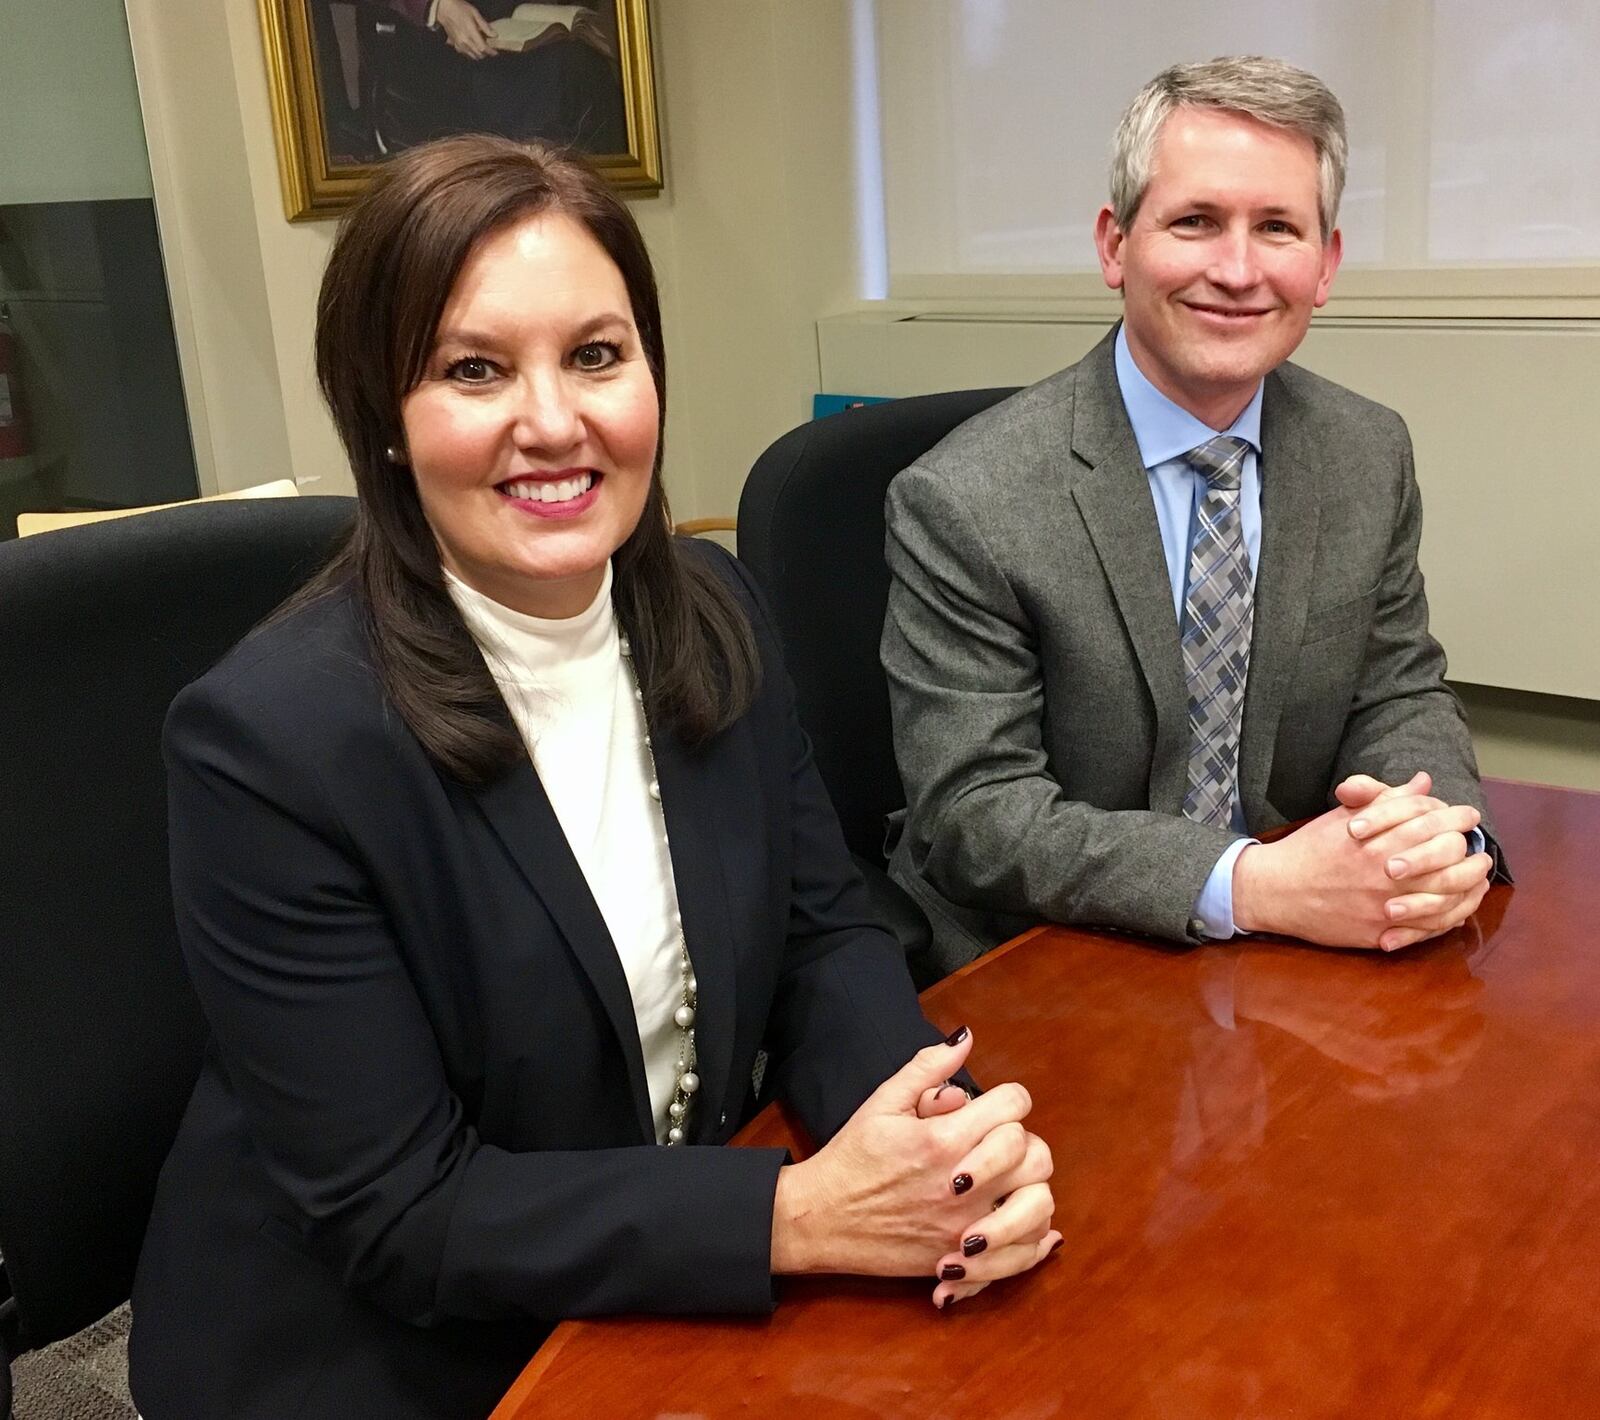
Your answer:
[771,1162,827,1276]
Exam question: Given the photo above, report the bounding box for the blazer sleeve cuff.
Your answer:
[671,1145,788,1314]
[1479,827,1514,884]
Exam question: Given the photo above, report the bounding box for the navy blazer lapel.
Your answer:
[1069,335,1191,808]
[1239,370,1321,824]
[649,723,738,1146]
[468,763,656,1143]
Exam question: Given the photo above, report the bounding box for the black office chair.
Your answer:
[0,496,356,1414]
[738,390,1018,981]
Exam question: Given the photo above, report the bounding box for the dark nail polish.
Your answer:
[962,1234,987,1257]
[951,1172,974,1195]
[940,1263,966,1281]
[939,1293,953,1310]
[992,1193,1009,1209]
[943,1024,970,1047]
[1048,1237,1064,1257]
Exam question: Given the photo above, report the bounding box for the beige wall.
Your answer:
[125,0,1598,789]
[126,0,863,518]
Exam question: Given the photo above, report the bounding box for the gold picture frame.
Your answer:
[258,0,661,221]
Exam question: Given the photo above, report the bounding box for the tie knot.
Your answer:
[1186,436,1250,491]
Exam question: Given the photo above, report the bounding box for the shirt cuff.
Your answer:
[427,0,441,27]
[1192,838,1256,940]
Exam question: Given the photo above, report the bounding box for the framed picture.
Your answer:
[258,0,660,221]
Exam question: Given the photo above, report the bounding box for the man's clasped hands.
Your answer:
[1233,771,1494,953]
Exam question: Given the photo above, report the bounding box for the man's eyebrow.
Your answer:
[1154,197,1223,216]
[1160,198,1306,221]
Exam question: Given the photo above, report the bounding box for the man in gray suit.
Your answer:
[883,56,1505,978]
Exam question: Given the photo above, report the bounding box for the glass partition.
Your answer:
[0,2,198,540]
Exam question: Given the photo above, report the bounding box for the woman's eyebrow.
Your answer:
[570,312,634,339]
[431,312,634,349]
[430,326,501,350]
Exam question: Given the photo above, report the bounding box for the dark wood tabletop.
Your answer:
[493,779,1600,1419]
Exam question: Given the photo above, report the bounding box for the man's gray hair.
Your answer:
[1109,56,1348,240]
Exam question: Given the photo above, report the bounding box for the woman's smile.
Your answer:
[497,469,601,517]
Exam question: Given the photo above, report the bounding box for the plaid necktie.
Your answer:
[1181,436,1254,827]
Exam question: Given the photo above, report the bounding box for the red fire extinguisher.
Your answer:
[0,302,34,462]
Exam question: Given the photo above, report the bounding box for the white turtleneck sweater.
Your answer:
[446,563,688,1144]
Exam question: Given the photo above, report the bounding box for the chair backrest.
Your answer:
[0,496,355,1358]
[15,478,301,539]
[737,389,1017,865]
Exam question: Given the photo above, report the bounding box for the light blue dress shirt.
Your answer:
[1113,327,1260,938]
[1111,329,1480,939]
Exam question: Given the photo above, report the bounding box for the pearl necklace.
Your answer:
[618,627,700,1146]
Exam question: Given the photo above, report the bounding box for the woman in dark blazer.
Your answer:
[128,137,1059,1419]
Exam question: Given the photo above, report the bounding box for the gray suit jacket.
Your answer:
[883,328,1494,976]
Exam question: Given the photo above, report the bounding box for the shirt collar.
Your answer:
[1113,324,1264,470]
[444,560,616,685]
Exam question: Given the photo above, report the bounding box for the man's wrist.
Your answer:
[1231,840,1274,935]
[1192,837,1256,939]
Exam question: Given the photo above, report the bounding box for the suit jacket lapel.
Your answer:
[1069,333,1192,809]
[1239,370,1321,824]
[469,763,656,1143]
[649,724,738,1145]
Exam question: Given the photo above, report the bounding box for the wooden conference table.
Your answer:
[494,779,1600,1418]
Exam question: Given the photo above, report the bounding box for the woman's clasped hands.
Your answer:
[770,1027,1059,1309]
